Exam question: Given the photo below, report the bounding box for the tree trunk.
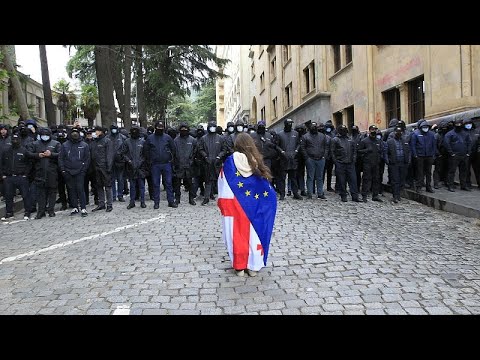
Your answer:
[94,45,116,128]
[39,45,56,126]
[110,45,125,121]
[135,45,147,128]
[87,117,94,128]
[123,45,132,130]
[0,44,29,121]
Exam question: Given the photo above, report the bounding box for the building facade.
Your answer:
[218,45,480,132]
[215,45,251,128]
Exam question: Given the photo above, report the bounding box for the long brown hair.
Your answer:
[234,133,272,181]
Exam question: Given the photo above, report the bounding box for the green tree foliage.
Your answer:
[143,45,228,120]
[53,79,78,122]
[193,80,216,123]
[66,45,96,85]
[80,84,99,127]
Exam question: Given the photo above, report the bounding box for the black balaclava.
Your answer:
[19,126,29,138]
[130,126,141,139]
[154,121,164,136]
[295,124,306,136]
[337,125,348,137]
[351,125,359,136]
[284,119,294,132]
[394,127,403,139]
[318,123,325,134]
[216,126,223,135]
[147,126,154,135]
[178,122,189,138]
[369,126,377,138]
[70,129,81,142]
[196,125,205,138]
[398,120,406,131]
[454,120,463,132]
[57,131,67,143]
[310,122,318,135]
[257,121,266,135]
[11,135,21,148]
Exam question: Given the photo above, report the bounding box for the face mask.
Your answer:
[465,124,472,130]
[92,133,98,139]
[421,127,429,133]
[395,132,402,138]
[352,129,359,134]
[12,139,21,147]
[455,125,462,131]
[27,124,34,129]
[236,126,244,132]
[228,126,234,133]
[111,129,118,134]
[257,126,265,134]
[155,129,164,135]
[376,134,382,140]
[180,130,189,137]
[80,132,84,138]
[71,133,80,141]
[209,126,217,133]
[326,128,332,133]
[40,135,50,142]
[20,128,28,136]
[310,127,318,135]
[370,132,377,137]
[131,131,140,139]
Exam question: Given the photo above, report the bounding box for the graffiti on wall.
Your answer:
[375,56,421,88]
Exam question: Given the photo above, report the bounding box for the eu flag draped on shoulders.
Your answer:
[217,152,277,272]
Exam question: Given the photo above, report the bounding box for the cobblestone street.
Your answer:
[1,192,479,315]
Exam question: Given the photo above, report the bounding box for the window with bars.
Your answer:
[251,61,255,80]
[345,45,352,64]
[332,45,341,73]
[260,106,266,121]
[284,82,292,109]
[384,87,401,123]
[408,76,425,124]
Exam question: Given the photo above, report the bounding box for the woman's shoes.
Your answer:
[246,269,257,277]
[235,269,258,277]
[235,270,245,277]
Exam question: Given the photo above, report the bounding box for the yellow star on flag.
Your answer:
[263,191,269,197]
[238,182,244,188]
[235,170,241,177]
[254,194,259,200]
[245,190,251,196]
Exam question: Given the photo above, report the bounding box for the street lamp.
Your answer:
[57,91,69,125]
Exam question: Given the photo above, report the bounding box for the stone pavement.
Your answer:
[0,190,479,315]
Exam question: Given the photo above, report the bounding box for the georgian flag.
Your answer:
[217,155,277,271]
